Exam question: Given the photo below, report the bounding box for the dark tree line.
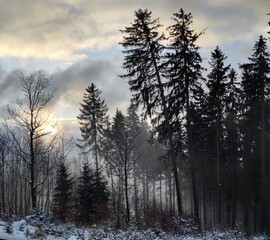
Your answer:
[120,8,270,235]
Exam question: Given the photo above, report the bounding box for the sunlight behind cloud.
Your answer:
[0,0,268,63]
[42,122,58,136]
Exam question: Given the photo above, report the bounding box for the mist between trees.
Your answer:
[0,7,270,237]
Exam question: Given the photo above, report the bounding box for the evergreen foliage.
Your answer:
[120,8,183,217]
[77,83,108,174]
[76,162,95,224]
[166,8,205,122]
[223,68,240,228]
[92,168,110,223]
[76,161,110,225]
[165,8,205,224]
[120,9,165,117]
[206,46,231,225]
[239,35,270,234]
[52,161,73,223]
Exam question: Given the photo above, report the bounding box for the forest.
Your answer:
[0,8,270,237]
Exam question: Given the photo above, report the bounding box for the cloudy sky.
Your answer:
[0,0,269,136]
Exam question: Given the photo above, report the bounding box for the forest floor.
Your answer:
[0,218,269,240]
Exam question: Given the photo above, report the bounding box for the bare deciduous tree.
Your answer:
[3,72,57,210]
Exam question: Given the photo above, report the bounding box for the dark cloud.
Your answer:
[51,59,131,117]
[0,69,23,101]
[0,59,131,120]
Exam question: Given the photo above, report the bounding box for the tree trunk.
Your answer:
[117,177,122,229]
[133,161,139,223]
[124,162,130,225]
[159,173,162,209]
[142,169,147,219]
[167,171,173,213]
[94,124,99,177]
[244,152,250,235]
[1,151,5,213]
[260,77,268,233]
[232,145,237,228]
[152,179,156,206]
[203,184,207,226]
[186,87,200,227]
[110,169,117,225]
[216,102,221,225]
[146,170,149,223]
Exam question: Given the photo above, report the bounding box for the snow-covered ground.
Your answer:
[0,219,269,240]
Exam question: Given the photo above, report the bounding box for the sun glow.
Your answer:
[44,124,58,135]
[41,122,58,136]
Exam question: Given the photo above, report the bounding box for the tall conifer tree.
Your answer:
[78,83,108,176]
[120,8,183,216]
[206,46,230,225]
[165,8,205,223]
[52,161,73,222]
[240,35,270,234]
[92,168,110,223]
[76,162,95,224]
[223,68,240,227]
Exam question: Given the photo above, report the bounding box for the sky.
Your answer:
[0,0,269,138]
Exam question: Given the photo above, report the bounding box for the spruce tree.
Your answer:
[120,8,182,216]
[206,46,230,225]
[239,65,255,234]
[165,8,205,224]
[223,68,240,227]
[189,87,209,225]
[76,162,95,224]
[240,35,270,234]
[52,161,73,222]
[78,83,108,176]
[92,169,110,223]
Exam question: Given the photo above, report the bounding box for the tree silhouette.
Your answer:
[76,161,95,224]
[78,83,108,176]
[240,36,270,234]
[206,46,230,225]
[4,72,56,210]
[120,8,183,216]
[52,161,73,222]
[165,8,205,224]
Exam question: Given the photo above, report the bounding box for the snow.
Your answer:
[0,219,268,240]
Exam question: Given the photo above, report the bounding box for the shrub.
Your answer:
[4,221,13,234]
